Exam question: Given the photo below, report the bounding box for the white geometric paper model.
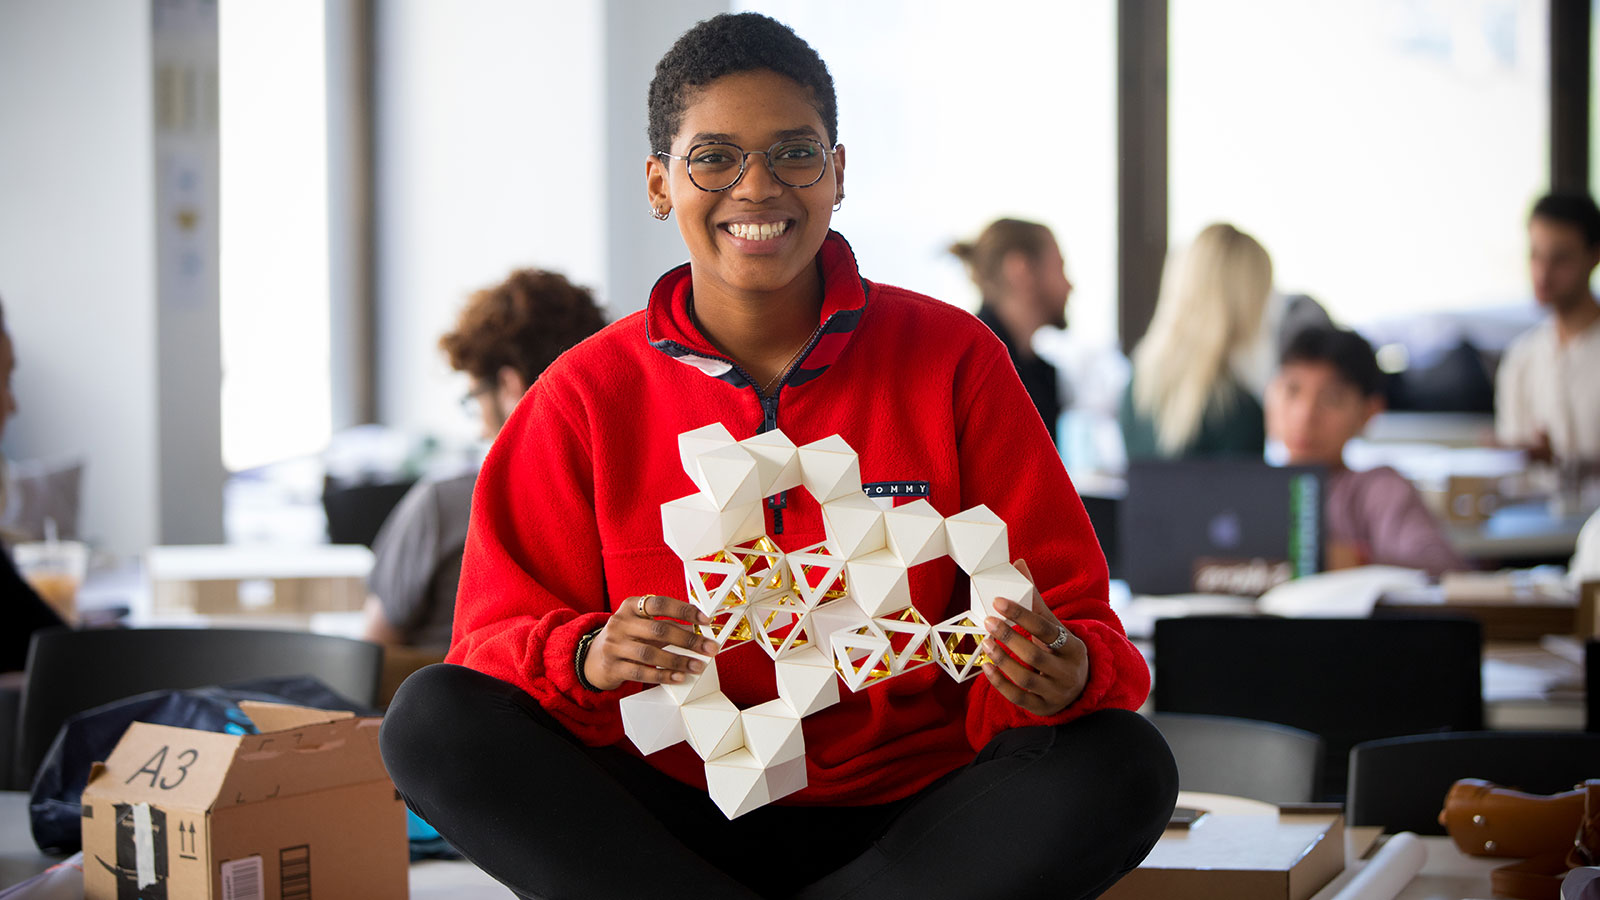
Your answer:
[620,425,1039,819]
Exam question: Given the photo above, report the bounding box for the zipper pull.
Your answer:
[767,491,787,535]
[760,396,778,433]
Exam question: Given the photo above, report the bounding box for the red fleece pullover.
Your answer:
[446,231,1149,806]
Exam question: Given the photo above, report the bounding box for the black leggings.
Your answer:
[380,664,1177,900]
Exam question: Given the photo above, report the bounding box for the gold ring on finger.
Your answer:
[636,595,651,617]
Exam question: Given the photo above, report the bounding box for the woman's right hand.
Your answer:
[583,594,720,691]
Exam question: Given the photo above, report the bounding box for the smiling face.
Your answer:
[646,69,845,306]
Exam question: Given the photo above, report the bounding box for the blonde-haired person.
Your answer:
[1120,223,1276,460]
[950,218,1072,444]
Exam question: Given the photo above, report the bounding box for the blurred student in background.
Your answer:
[1267,327,1464,575]
[1496,191,1600,475]
[1121,223,1277,460]
[362,269,607,651]
[0,296,66,671]
[951,219,1072,445]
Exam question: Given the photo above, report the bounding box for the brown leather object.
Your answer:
[1573,781,1600,871]
[1438,778,1587,859]
[1490,852,1570,900]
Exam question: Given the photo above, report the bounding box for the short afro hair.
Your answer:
[439,269,606,386]
[1280,327,1386,398]
[648,13,838,154]
[1530,190,1600,248]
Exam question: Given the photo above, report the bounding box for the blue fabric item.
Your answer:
[28,676,372,854]
[407,809,440,841]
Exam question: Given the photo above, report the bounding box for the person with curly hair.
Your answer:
[381,13,1174,899]
[362,269,605,650]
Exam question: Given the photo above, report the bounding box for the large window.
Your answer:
[734,0,1120,347]
[218,1,332,471]
[1170,0,1548,326]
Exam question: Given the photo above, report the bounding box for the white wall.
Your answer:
[372,0,608,439]
[602,0,730,320]
[0,0,160,556]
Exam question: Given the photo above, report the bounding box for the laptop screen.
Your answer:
[1119,461,1324,596]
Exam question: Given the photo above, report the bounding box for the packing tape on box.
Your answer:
[1330,831,1425,900]
[133,802,157,889]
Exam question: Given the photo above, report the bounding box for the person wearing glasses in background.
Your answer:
[381,13,1174,900]
[361,270,606,652]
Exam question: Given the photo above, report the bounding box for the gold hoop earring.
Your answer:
[651,206,670,221]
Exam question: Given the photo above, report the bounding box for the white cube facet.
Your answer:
[797,434,862,504]
[740,699,806,766]
[682,692,744,760]
[821,492,888,560]
[969,561,1038,622]
[944,504,1010,574]
[884,498,949,566]
[620,685,688,755]
[661,493,727,562]
[693,443,762,511]
[704,748,770,819]
[740,429,803,497]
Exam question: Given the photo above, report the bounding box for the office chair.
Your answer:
[1348,731,1600,834]
[1153,616,1483,802]
[1147,712,1323,804]
[12,627,382,790]
[322,474,417,548]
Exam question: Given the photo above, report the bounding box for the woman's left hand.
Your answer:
[981,595,1089,717]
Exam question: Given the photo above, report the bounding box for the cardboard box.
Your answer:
[1101,812,1344,900]
[82,702,408,900]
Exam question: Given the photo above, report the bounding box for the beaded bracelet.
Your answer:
[574,628,605,692]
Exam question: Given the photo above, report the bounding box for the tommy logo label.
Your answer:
[861,481,930,499]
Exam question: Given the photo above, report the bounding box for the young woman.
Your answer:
[381,14,1175,900]
[1120,222,1276,460]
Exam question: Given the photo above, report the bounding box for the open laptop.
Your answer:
[1119,460,1324,596]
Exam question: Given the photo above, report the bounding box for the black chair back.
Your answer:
[1348,731,1600,834]
[14,627,382,790]
[1588,639,1597,733]
[1154,615,1483,801]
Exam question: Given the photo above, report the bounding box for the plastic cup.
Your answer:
[13,540,89,624]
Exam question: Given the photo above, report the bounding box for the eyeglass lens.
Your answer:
[686,139,828,191]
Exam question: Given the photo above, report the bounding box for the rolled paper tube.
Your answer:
[1329,831,1426,900]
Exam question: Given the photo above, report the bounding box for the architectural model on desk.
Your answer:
[621,424,1039,818]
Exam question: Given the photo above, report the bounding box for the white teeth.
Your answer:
[727,221,789,241]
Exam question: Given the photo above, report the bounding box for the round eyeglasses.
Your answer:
[657,138,835,193]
